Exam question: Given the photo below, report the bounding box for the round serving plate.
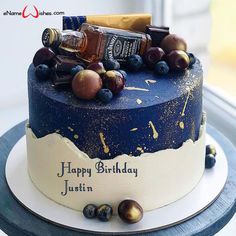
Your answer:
[5,133,228,235]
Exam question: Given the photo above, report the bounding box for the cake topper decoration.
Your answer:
[33,13,197,104]
[63,14,151,32]
[42,23,152,63]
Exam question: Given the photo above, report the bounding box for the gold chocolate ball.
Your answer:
[118,200,143,224]
[166,50,190,71]
[72,69,102,100]
[160,34,187,53]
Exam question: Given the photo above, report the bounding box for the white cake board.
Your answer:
[5,134,228,234]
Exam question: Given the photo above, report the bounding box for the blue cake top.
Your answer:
[28,60,202,110]
[28,60,203,159]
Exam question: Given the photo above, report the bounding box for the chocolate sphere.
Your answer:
[103,70,125,94]
[145,47,165,69]
[160,34,187,53]
[206,144,217,157]
[166,50,190,71]
[72,70,102,100]
[33,47,56,67]
[97,204,113,222]
[118,200,143,224]
[87,62,106,75]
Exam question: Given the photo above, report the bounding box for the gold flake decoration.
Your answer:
[68,126,74,132]
[99,132,110,154]
[124,87,149,92]
[136,147,144,153]
[136,99,142,104]
[74,134,79,139]
[148,121,159,139]
[130,128,138,132]
[179,121,185,129]
[145,79,157,86]
[181,87,191,117]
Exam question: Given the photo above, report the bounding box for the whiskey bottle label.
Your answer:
[103,32,143,62]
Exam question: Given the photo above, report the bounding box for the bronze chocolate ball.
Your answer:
[118,200,143,224]
[72,70,102,100]
[160,34,187,53]
[145,47,165,69]
[103,70,125,94]
[166,50,190,71]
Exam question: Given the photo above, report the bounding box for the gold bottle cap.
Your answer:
[42,28,61,48]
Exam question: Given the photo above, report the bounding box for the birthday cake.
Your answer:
[26,14,210,223]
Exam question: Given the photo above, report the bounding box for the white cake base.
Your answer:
[5,134,228,234]
[25,121,206,212]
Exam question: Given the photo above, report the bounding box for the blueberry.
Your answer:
[154,61,169,75]
[35,64,50,80]
[205,154,216,169]
[118,70,127,81]
[187,53,196,68]
[103,59,120,70]
[70,65,84,76]
[97,204,113,222]
[97,89,113,104]
[127,55,143,71]
[83,204,97,219]
[206,144,216,157]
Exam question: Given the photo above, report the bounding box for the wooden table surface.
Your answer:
[0,121,236,236]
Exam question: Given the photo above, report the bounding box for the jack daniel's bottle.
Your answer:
[42,23,152,63]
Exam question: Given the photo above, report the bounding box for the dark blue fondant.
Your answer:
[28,61,203,159]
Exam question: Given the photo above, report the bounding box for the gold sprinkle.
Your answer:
[136,99,142,104]
[148,121,159,139]
[137,147,144,153]
[68,126,74,132]
[179,121,185,129]
[145,79,157,86]
[99,132,109,154]
[74,134,79,139]
[130,128,138,132]
[55,129,60,133]
[181,88,190,117]
[124,86,149,92]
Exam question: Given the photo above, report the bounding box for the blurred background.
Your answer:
[0,0,235,235]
